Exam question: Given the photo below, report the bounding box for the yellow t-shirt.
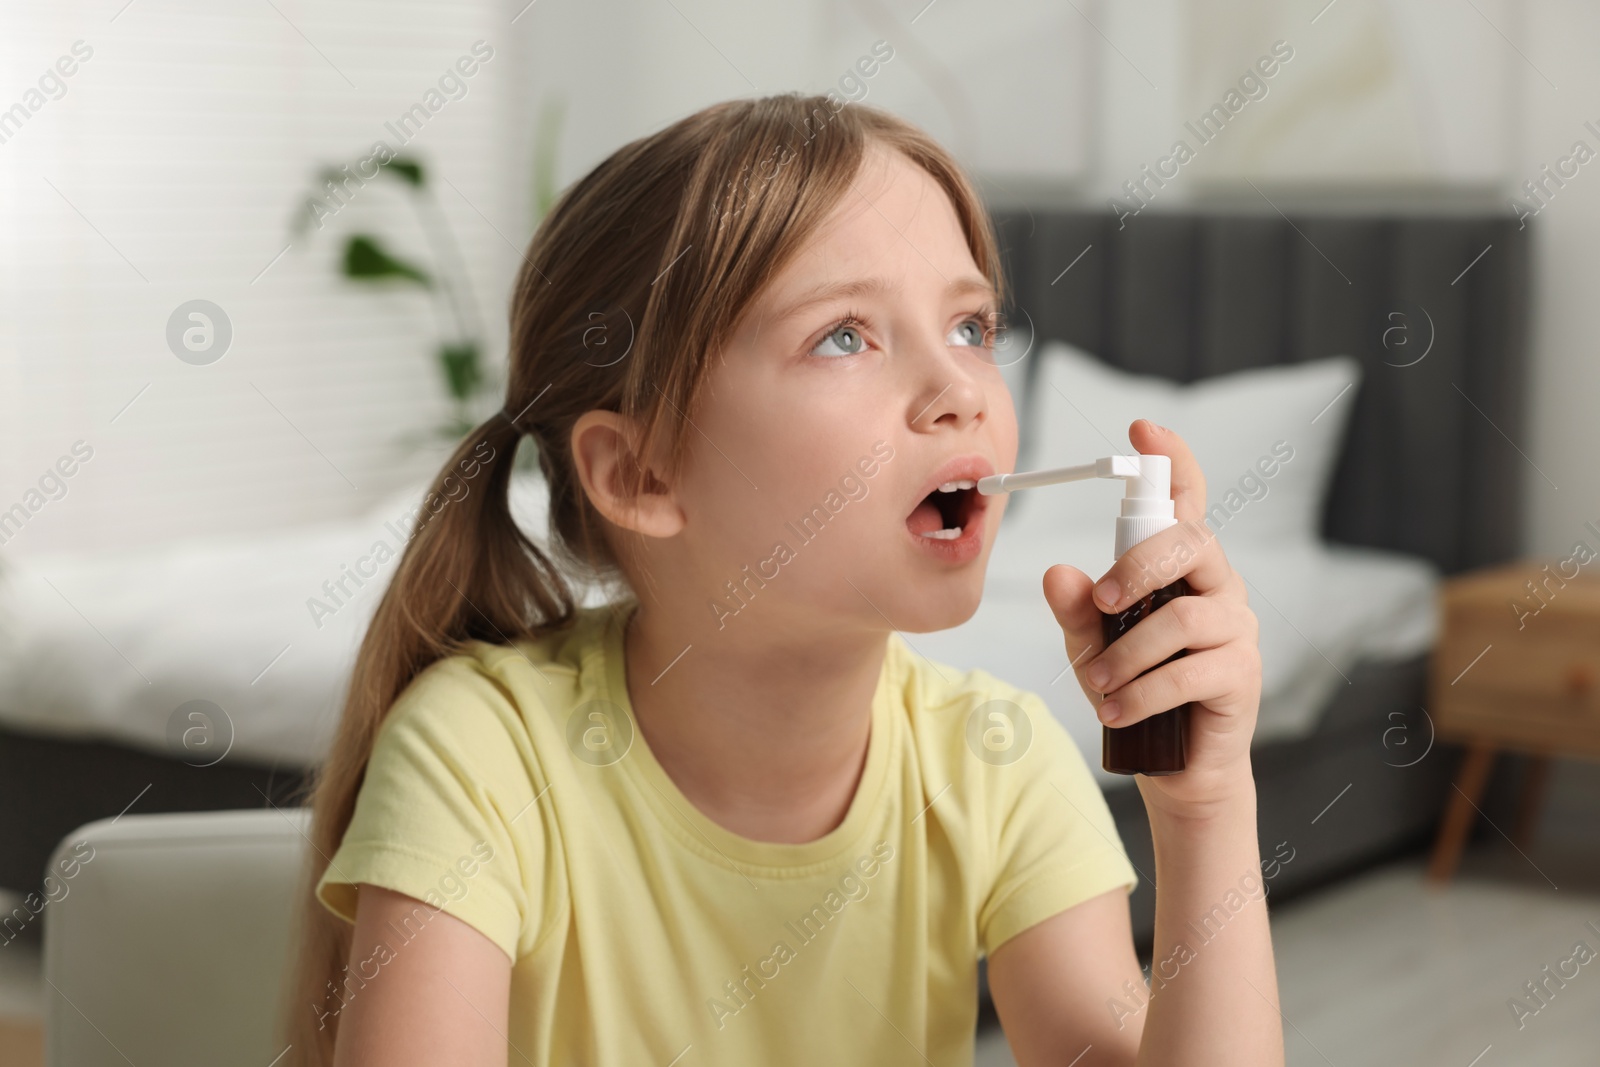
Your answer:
[316,599,1137,1065]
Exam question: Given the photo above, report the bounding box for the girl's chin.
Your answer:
[882,580,987,635]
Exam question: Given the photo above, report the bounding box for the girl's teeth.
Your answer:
[919,526,964,540]
[937,480,976,492]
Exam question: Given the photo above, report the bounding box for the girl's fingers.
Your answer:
[1092,420,1237,606]
[1042,563,1105,666]
[1096,643,1261,728]
[1092,516,1236,609]
[1084,595,1257,696]
[1127,419,1206,525]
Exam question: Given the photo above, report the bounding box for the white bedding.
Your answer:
[0,475,1436,777]
[0,474,576,767]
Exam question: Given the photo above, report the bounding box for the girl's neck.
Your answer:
[621,598,888,845]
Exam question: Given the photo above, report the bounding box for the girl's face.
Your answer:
[669,146,1019,637]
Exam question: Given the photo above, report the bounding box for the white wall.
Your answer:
[509,0,1100,191]
[1519,0,1600,557]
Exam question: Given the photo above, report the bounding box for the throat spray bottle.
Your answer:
[977,454,1189,776]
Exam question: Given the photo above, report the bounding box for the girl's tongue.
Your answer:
[907,494,946,536]
[907,488,969,537]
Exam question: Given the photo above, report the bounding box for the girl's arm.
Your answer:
[988,795,1278,1067]
[986,888,1148,1064]
[988,420,1284,1067]
[332,884,513,1066]
[1134,777,1279,1065]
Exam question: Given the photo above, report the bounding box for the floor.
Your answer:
[975,838,1600,1066]
[6,772,1599,1067]
[1270,759,1600,1067]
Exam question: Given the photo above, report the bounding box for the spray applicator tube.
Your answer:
[978,455,1189,776]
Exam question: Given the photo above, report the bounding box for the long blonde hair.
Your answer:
[285,92,1005,1063]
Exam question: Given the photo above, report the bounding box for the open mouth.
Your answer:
[906,480,981,541]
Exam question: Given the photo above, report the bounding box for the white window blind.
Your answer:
[1,0,524,555]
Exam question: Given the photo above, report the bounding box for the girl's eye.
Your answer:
[950,308,999,348]
[812,320,868,358]
[948,318,988,347]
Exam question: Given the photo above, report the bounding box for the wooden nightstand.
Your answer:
[1426,558,1600,882]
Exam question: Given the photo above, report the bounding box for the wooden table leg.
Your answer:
[1427,742,1498,884]
[1512,753,1552,851]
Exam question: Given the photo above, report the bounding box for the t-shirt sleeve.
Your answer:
[977,689,1139,958]
[315,658,546,963]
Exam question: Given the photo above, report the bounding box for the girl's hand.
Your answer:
[1041,419,1262,820]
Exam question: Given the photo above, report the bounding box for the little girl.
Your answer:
[289,93,1284,1066]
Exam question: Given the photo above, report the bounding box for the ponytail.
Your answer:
[284,412,575,1066]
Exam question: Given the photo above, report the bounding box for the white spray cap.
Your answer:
[977,453,1175,559]
[1108,453,1175,558]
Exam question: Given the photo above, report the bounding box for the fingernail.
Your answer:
[1099,699,1121,724]
[1095,579,1120,609]
[1086,660,1110,688]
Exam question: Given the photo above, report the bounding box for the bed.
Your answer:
[0,202,1531,962]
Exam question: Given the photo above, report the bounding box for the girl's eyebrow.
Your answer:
[770,274,997,324]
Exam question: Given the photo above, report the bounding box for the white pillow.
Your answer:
[1013,343,1362,547]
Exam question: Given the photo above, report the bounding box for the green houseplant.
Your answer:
[292,95,567,460]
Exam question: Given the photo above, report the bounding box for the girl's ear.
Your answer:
[570,410,686,538]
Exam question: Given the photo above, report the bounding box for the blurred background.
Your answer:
[1,1,1598,1064]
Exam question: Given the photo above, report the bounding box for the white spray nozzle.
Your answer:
[978,453,1176,558]
[977,455,1145,494]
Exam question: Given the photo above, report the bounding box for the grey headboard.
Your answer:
[987,205,1531,576]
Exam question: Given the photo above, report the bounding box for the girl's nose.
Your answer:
[908,369,986,433]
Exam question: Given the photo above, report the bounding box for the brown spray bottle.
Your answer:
[978,454,1189,776]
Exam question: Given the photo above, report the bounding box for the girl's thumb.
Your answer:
[1042,563,1104,661]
